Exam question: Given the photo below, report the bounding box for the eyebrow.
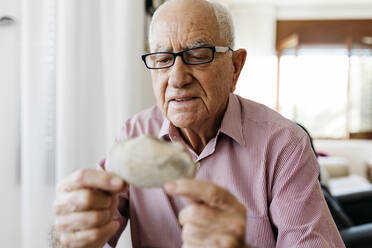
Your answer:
[153,39,213,52]
[152,45,170,52]
[187,39,212,49]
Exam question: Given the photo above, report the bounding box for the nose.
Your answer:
[168,56,192,88]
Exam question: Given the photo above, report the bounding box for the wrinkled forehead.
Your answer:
[149,4,220,52]
[150,21,219,52]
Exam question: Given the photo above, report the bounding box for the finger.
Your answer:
[54,189,113,215]
[182,244,218,248]
[59,221,120,248]
[164,179,245,213]
[182,224,242,248]
[182,196,202,205]
[204,233,242,248]
[109,192,120,217]
[182,223,212,244]
[179,204,246,237]
[179,204,222,226]
[57,169,126,193]
[55,209,111,232]
[182,244,213,248]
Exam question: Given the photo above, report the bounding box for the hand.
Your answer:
[164,179,247,248]
[53,169,127,248]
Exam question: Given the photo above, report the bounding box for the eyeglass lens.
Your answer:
[145,47,213,68]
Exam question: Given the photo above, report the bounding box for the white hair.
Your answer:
[208,1,235,48]
[149,0,235,48]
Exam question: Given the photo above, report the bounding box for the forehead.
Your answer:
[151,23,218,51]
[149,2,220,52]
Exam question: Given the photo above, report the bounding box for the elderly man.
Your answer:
[53,0,345,247]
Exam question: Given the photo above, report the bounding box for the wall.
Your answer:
[231,6,277,56]
[230,6,278,109]
[0,0,21,247]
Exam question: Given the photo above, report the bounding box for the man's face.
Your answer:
[149,1,236,129]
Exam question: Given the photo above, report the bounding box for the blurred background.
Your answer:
[0,0,371,247]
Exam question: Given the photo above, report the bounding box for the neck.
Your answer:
[179,100,228,155]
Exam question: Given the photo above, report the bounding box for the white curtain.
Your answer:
[20,0,57,247]
[56,0,152,178]
[20,0,153,247]
[0,0,21,247]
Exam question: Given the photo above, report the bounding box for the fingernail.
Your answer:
[164,181,177,193]
[110,177,122,187]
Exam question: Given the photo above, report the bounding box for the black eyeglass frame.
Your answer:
[141,46,233,69]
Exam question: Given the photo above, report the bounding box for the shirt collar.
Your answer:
[218,93,245,146]
[157,93,245,146]
[158,117,171,139]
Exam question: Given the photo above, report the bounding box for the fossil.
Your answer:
[107,135,196,188]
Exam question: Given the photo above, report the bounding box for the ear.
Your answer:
[231,48,247,92]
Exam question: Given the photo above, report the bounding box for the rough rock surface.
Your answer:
[106,135,196,188]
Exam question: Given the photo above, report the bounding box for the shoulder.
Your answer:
[235,94,307,147]
[116,105,165,140]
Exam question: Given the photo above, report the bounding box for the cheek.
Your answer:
[203,67,233,99]
[151,73,168,106]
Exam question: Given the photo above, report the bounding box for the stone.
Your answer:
[106,135,196,188]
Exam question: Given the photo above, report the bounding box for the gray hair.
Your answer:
[149,0,235,49]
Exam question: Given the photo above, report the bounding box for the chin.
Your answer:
[170,119,195,129]
[169,114,198,129]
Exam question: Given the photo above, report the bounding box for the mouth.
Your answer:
[173,97,197,102]
[169,96,199,108]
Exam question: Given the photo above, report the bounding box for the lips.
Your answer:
[174,97,196,102]
[170,96,198,102]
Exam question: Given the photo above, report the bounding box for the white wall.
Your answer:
[0,0,21,247]
[230,5,278,109]
[231,6,277,56]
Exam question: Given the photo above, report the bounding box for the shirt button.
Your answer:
[196,162,201,169]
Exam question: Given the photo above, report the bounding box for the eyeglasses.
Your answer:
[141,46,233,69]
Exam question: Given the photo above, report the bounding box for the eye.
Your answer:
[185,48,212,62]
[155,54,173,64]
[189,51,209,59]
[190,54,209,59]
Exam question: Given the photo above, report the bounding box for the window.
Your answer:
[276,20,372,139]
[350,47,372,136]
[279,49,349,138]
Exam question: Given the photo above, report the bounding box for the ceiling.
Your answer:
[219,0,372,6]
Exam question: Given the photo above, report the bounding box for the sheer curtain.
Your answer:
[20,0,153,247]
[0,0,21,247]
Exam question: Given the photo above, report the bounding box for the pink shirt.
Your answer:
[100,93,345,248]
